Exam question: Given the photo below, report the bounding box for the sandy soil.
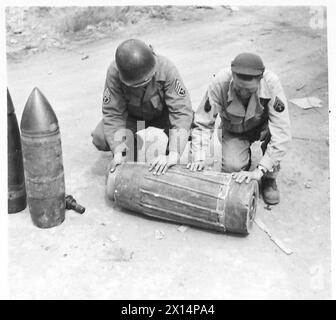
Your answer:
[7,6,331,299]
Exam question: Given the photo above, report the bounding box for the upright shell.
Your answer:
[20,87,65,228]
[7,88,27,213]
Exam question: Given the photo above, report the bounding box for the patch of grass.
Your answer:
[58,6,195,34]
[61,7,132,33]
[148,6,174,20]
[6,5,211,58]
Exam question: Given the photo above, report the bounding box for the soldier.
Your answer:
[188,53,291,205]
[92,39,193,175]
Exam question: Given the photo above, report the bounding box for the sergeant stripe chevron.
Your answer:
[174,79,186,96]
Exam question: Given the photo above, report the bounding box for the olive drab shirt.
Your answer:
[192,68,291,171]
[102,55,193,156]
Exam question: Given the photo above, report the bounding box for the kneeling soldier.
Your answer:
[92,39,193,175]
[188,53,291,205]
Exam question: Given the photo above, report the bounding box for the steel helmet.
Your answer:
[231,52,265,76]
[115,39,156,87]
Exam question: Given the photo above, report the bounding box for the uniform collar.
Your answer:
[227,80,235,103]
[226,87,246,117]
[143,77,157,102]
[245,94,263,121]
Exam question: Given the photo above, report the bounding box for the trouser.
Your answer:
[221,123,279,178]
[91,114,170,161]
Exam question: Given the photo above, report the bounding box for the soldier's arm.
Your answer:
[163,63,193,158]
[259,73,292,171]
[102,65,128,157]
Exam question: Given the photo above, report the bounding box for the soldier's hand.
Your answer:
[110,152,125,173]
[232,169,263,184]
[149,152,178,176]
[187,161,205,171]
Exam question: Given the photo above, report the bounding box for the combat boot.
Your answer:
[261,177,280,205]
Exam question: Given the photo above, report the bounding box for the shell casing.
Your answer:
[107,163,258,235]
[20,87,65,228]
[7,88,27,213]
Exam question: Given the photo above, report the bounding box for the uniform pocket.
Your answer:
[222,112,243,125]
[221,113,244,133]
[150,94,164,111]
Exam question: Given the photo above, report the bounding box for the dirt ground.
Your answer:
[7,6,331,299]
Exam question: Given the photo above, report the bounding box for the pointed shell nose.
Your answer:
[7,88,15,115]
[20,87,59,136]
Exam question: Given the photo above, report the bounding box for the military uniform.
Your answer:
[191,68,291,176]
[92,54,193,159]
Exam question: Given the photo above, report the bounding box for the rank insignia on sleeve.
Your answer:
[174,79,186,97]
[103,88,111,104]
[273,96,285,112]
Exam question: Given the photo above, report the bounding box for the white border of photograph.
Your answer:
[0,0,335,300]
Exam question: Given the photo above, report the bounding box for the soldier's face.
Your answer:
[232,73,260,99]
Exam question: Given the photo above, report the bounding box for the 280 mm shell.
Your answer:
[7,89,27,213]
[107,163,258,235]
[20,88,65,228]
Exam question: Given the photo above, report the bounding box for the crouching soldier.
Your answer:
[92,39,193,175]
[188,53,291,205]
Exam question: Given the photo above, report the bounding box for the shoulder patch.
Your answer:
[204,98,212,112]
[273,96,285,112]
[174,79,186,97]
[103,88,111,104]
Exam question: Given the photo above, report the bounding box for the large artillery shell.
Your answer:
[20,87,65,228]
[7,88,27,213]
[107,163,258,235]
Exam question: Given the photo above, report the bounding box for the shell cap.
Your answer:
[20,87,59,136]
[7,88,15,115]
[231,53,265,76]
